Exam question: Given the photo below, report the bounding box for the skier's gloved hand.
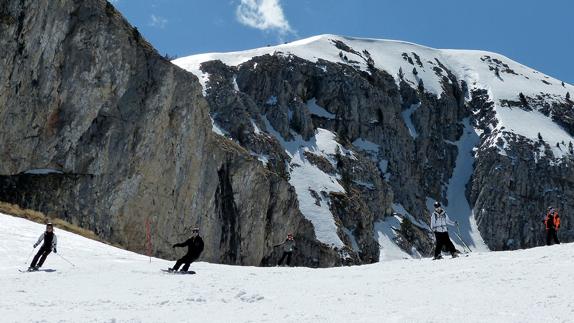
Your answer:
[53,248,57,253]
[172,244,177,249]
[455,221,459,225]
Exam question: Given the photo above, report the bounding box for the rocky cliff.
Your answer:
[0,0,341,266]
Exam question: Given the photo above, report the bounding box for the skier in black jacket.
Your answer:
[29,223,58,271]
[168,227,204,272]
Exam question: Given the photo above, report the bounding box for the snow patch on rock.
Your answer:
[307,98,335,119]
[401,103,420,138]
[374,215,412,261]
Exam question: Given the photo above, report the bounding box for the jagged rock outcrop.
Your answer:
[175,35,574,255]
[468,90,574,249]
[182,49,472,260]
[0,0,341,266]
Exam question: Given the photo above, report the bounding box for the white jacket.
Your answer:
[34,233,57,250]
[431,208,455,233]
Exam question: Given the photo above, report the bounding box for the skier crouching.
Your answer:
[431,202,458,260]
[168,227,204,272]
[29,223,58,271]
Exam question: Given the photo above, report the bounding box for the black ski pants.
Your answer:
[31,245,51,268]
[434,232,456,258]
[278,251,292,266]
[546,229,560,245]
[173,254,198,271]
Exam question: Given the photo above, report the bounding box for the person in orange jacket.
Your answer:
[543,206,560,245]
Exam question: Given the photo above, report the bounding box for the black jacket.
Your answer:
[174,236,204,257]
[34,232,57,250]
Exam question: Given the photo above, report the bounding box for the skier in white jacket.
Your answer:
[431,202,458,259]
[29,223,58,271]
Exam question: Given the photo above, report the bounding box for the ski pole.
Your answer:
[455,223,472,253]
[23,248,35,266]
[56,253,76,267]
[455,229,471,253]
[453,230,470,253]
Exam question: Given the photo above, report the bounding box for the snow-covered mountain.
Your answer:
[2,214,572,322]
[2,0,572,268]
[177,37,570,114]
[176,34,572,105]
[174,34,574,259]
[175,33,574,160]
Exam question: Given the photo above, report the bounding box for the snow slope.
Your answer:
[443,119,489,252]
[2,214,573,323]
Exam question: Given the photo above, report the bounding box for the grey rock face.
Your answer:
[0,0,340,266]
[468,90,574,249]
[193,50,477,260]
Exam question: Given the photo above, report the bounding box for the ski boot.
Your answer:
[432,255,443,260]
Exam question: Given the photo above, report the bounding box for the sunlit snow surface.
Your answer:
[1,214,572,323]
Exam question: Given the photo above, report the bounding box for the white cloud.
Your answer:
[236,0,293,35]
[149,14,168,29]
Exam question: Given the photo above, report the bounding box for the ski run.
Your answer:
[1,214,573,323]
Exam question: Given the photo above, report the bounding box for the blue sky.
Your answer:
[111,0,573,83]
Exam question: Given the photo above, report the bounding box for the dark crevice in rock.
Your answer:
[215,163,241,263]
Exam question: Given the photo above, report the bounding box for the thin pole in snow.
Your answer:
[56,253,76,267]
[23,248,35,266]
[145,218,152,263]
[455,223,472,253]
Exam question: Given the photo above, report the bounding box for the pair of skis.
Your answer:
[18,268,56,273]
[161,269,196,275]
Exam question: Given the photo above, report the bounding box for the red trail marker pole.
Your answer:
[145,218,152,263]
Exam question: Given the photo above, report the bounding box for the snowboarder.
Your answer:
[168,227,204,272]
[276,233,296,266]
[431,202,458,260]
[544,206,560,245]
[29,223,58,271]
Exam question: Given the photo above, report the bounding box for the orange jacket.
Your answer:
[544,211,560,230]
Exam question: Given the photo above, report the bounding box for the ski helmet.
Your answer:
[46,223,53,227]
[434,202,441,208]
